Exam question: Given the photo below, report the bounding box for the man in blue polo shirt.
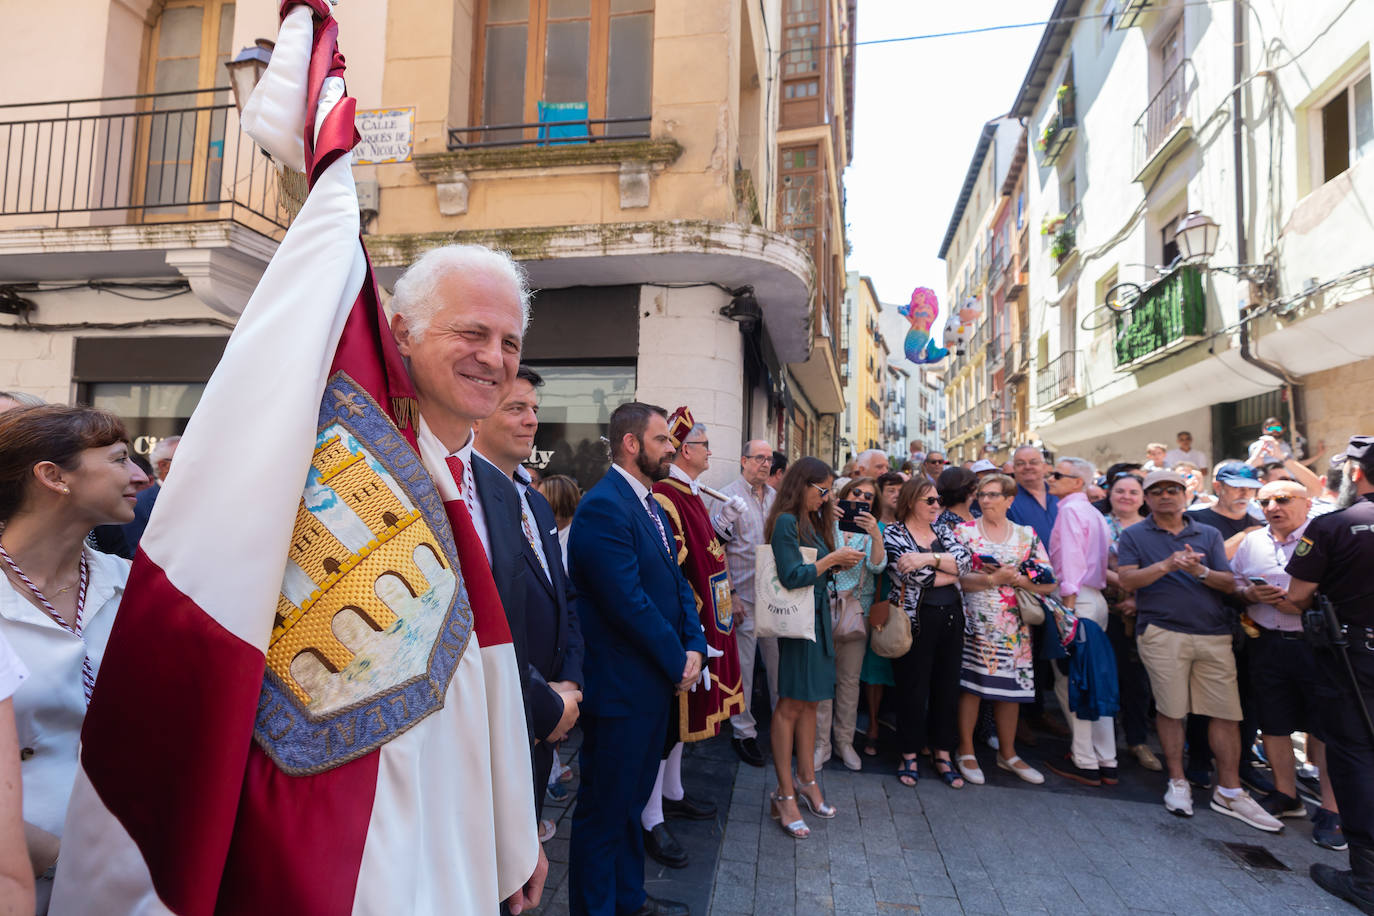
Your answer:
[1117,470,1281,833]
[1007,445,1058,543]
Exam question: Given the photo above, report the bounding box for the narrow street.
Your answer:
[536,707,1360,915]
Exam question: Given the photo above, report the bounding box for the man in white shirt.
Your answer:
[1166,431,1209,472]
[1231,481,1343,848]
[711,440,777,767]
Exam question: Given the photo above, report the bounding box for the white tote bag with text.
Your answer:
[754,545,818,642]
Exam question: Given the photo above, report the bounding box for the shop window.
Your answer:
[526,364,636,488]
[88,382,207,457]
[476,0,653,142]
[1316,69,1374,184]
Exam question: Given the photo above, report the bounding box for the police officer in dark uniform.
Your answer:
[1287,435,1374,915]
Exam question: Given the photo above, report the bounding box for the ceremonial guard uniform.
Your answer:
[1287,435,1374,914]
[653,457,745,739]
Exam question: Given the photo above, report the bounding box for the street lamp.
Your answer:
[1176,210,1220,262]
[226,39,275,115]
[1173,209,1273,287]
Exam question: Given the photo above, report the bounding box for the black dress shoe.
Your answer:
[628,895,691,916]
[732,735,765,767]
[643,823,688,868]
[663,791,716,820]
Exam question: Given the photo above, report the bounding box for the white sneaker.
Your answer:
[996,755,1045,785]
[1165,778,1194,816]
[1210,790,1283,833]
[836,743,862,771]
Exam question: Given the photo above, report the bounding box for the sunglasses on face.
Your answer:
[976,490,1006,500]
[1147,485,1185,496]
[918,496,939,506]
[1257,496,1297,507]
[1048,471,1076,480]
[925,458,948,465]
[811,483,830,498]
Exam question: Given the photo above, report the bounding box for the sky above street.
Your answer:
[847,1,1057,350]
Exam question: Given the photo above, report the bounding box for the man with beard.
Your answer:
[568,402,707,916]
[640,408,743,869]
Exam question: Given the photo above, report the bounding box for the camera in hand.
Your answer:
[837,499,868,534]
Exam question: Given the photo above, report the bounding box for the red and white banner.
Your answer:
[51,4,536,913]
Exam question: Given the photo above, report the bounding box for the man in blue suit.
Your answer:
[121,435,179,552]
[568,402,707,916]
[475,365,585,821]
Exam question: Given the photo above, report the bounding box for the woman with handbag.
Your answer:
[859,471,904,757]
[814,477,886,772]
[882,478,973,788]
[765,457,864,839]
[952,473,1055,786]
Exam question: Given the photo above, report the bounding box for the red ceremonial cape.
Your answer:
[652,479,744,741]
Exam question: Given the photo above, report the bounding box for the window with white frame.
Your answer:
[1314,66,1373,185]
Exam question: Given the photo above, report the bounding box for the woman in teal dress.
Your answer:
[765,457,864,839]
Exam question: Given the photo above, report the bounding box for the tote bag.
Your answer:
[754,545,818,641]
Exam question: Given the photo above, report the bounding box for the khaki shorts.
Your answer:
[1136,625,1243,721]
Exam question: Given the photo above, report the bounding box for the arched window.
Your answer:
[139,0,236,212]
[473,0,653,145]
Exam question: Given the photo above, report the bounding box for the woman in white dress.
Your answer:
[0,405,147,911]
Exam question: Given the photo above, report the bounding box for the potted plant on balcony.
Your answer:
[1050,225,1076,262]
[1040,212,1066,236]
[1056,82,1075,123]
[1036,121,1060,154]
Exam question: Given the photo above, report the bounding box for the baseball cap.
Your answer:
[970,459,998,474]
[1142,469,1187,492]
[1343,435,1374,468]
[1215,461,1261,488]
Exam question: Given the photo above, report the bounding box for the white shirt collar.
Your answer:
[611,463,652,504]
[667,462,699,494]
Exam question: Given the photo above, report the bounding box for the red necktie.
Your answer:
[443,455,511,646]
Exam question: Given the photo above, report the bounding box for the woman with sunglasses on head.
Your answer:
[0,405,148,910]
[952,473,1055,786]
[858,472,905,756]
[764,458,865,839]
[882,478,972,788]
[815,477,886,772]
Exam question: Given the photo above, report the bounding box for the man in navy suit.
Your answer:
[568,402,707,916]
[475,365,585,821]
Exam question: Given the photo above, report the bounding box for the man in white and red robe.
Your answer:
[49,3,542,913]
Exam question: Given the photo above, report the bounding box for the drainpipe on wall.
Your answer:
[1231,0,1307,451]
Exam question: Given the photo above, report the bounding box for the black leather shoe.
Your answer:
[732,735,765,767]
[663,791,716,820]
[628,895,691,916]
[1311,863,1374,915]
[643,823,688,869]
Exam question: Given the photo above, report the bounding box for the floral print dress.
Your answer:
[952,518,1047,701]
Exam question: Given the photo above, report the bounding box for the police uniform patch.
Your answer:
[254,372,472,775]
[1296,536,1313,557]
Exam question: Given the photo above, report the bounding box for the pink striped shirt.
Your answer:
[1048,491,1111,596]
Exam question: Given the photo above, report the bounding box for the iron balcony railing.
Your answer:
[1115,265,1206,366]
[1136,60,1196,167]
[0,88,290,232]
[1037,350,1077,406]
[447,115,651,150]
